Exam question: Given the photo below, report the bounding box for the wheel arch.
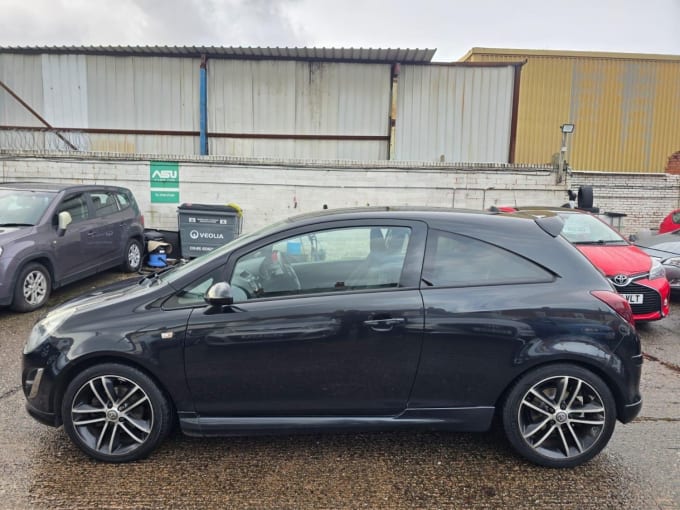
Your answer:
[494,359,627,423]
[14,256,56,290]
[52,354,178,427]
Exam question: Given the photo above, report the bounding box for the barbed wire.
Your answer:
[0,129,90,152]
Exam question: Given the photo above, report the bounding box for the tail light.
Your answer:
[140,215,145,227]
[591,290,635,327]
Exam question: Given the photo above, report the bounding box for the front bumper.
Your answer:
[22,344,64,428]
[615,277,670,322]
[26,400,59,427]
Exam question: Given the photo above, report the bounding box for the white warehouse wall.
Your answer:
[1,152,678,235]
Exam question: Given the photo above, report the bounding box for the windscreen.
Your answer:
[559,213,626,244]
[0,189,56,226]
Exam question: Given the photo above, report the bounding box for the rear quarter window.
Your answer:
[423,230,554,287]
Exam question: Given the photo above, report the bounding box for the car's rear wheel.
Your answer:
[502,364,616,468]
[61,363,172,462]
[12,262,51,312]
[121,238,143,272]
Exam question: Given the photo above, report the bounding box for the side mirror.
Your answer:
[57,211,72,236]
[204,281,234,306]
[628,234,638,243]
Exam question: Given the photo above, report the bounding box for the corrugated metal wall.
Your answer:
[1,51,517,163]
[207,60,390,160]
[464,49,680,173]
[395,65,514,162]
[85,55,200,154]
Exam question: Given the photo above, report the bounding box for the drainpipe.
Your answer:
[388,63,400,160]
[199,54,208,155]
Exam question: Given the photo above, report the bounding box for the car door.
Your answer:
[52,192,100,280]
[181,220,427,417]
[86,191,123,266]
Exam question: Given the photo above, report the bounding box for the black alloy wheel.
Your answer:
[502,364,617,468]
[61,363,173,462]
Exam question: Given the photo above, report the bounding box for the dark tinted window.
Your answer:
[423,230,553,287]
[58,194,89,223]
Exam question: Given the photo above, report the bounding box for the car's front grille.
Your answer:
[616,282,662,315]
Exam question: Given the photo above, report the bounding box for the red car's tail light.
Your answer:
[591,290,635,327]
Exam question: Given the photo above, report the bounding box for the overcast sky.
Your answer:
[1,0,679,61]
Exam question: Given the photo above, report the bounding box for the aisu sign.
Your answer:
[150,161,179,203]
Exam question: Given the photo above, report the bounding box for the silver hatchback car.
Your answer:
[0,182,144,311]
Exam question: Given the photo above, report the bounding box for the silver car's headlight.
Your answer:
[24,307,75,354]
[663,256,680,268]
[649,258,666,280]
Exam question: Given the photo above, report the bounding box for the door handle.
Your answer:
[363,317,406,331]
[87,231,96,237]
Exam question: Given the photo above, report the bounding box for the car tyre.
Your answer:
[12,262,51,312]
[121,238,143,272]
[502,363,616,468]
[61,363,173,463]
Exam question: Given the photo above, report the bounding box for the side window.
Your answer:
[90,192,119,218]
[164,267,237,308]
[230,226,412,301]
[115,192,130,211]
[673,211,680,224]
[423,230,553,287]
[58,194,90,223]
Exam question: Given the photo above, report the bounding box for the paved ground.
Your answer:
[0,271,678,509]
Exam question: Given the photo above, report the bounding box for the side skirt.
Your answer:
[179,406,495,437]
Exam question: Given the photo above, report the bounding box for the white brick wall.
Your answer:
[568,171,680,235]
[2,151,678,235]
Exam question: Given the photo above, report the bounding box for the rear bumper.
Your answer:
[619,399,642,423]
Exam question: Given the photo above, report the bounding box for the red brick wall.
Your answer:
[666,151,680,174]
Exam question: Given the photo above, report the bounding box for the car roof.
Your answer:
[275,206,564,237]
[0,182,128,193]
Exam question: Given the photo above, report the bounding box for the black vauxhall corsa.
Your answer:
[22,207,643,468]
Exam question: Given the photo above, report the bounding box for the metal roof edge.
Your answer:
[0,45,437,63]
[460,47,680,62]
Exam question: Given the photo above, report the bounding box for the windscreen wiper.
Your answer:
[0,222,34,227]
[573,239,626,245]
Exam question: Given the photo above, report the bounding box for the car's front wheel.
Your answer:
[12,262,51,312]
[502,363,617,468]
[121,238,143,272]
[61,363,173,462]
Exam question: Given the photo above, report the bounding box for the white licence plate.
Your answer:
[622,294,643,304]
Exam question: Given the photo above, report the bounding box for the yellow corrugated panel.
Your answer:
[463,49,680,172]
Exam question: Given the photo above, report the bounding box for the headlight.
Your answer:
[0,247,3,256]
[663,256,680,268]
[24,307,75,354]
[649,259,666,280]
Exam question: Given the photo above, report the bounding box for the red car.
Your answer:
[659,209,680,234]
[511,208,671,322]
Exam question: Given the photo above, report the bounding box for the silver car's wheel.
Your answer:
[23,269,48,305]
[503,364,616,468]
[11,262,51,312]
[121,238,143,272]
[62,364,172,462]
